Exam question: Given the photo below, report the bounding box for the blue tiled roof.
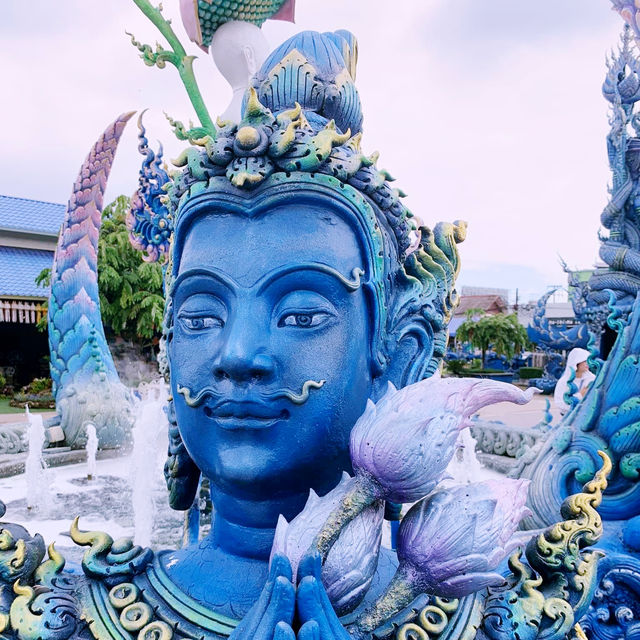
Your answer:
[0,246,54,298]
[0,194,65,236]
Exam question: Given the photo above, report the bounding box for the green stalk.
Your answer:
[131,0,215,136]
[311,474,379,560]
[354,565,417,635]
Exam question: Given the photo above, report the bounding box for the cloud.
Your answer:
[0,0,626,301]
[424,0,619,70]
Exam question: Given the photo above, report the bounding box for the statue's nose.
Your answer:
[212,328,275,383]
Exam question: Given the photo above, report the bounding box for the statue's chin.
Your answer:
[204,448,348,503]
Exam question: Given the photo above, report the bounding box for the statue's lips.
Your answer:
[203,400,290,430]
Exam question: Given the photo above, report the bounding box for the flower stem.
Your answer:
[354,565,417,635]
[311,474,379,561]
[131,0,215,136]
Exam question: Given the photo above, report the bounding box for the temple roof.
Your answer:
[0,246,53,298]
[0,194,65,236]
[454,295,508,317]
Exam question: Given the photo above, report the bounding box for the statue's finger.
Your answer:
[231,559,283,636]
[297,550,322,583]
[298,620,320,640]
[273,621,296,640]
[298,576,348,639]
[297,576,326,625]
[270,553,294,582]
[255,576,295,638]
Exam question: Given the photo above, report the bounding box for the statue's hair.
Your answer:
[162,30,466,509]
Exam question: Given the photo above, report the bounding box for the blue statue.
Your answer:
[0,4,615,640]
[586,22,640,322]
[526,288,589,353]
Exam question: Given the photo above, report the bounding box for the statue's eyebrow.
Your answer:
[255,264,365,294]
[171,268,239,296]
[171,263,364,296]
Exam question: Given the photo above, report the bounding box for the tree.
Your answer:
[455,311,528,369]
[36,195,165,343]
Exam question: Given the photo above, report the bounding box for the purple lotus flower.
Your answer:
[271,473,384,616]
[396,479,531,598]
[353,479,531,637]
[350,376,535,503]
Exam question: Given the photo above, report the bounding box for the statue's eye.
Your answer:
[279,312,330,328]
[180,316,224,331]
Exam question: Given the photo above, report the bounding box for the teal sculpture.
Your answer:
[46,114,135,449]
[471,7,640,637]
[0,4,615,640]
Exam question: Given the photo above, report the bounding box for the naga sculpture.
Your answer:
[587,18,640,321]
[526,288,589,354]
[470,6,640,637]
[0,3,615,640]
[46,115,135,449]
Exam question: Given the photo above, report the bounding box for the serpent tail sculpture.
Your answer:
[47,113,135,449]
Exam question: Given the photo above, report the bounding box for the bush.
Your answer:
[10,393,55,409]
[26,377,52,394]
[445,359,467,375]
[10,377,55,409]
[518,367,544,380]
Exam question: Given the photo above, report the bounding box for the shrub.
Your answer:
[26,377,52,394]
[518,367,544,380]
[445,359,467,376]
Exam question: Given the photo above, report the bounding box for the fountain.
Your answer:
[24,407,50,513]
[445,427,490,485]
[129,380,170,547]
[85,423,98,480]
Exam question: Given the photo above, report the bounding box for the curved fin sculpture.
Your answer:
[48,113,135,449]
[527,288,589,352]
[521,294,640,527]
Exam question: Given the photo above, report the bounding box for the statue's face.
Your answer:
[169,201,373,500]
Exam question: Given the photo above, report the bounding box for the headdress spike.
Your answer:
[243,87,275,125]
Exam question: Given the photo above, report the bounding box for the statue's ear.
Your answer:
[372,325,435,398]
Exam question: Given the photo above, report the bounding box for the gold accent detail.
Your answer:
[10,539,25,570]
[120,602,153,632]
[0,612,9,633]
[0,528,14,551]
[235,126,261,150]
[397,623,428,640]
[12,580,33,598]
[244,88,272,121]
[419,605,448,634]
[574,623,588,640]
[138,620,173,640]
[216,116,233,129]
[35,542,65,583]
[276,102,302,124]
[396,597,460,640]
[109,582,140,610]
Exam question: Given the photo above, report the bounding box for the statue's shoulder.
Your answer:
[0,510,246,640]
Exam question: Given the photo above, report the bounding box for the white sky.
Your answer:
[0,1,624,302]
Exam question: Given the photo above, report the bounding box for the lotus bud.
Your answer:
[350,376,535,503]
[270,473,384,616]
[311,376,534,560]
[354,479,531,635]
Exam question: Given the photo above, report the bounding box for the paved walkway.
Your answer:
[0,410,55,425]
[475,392,562,428]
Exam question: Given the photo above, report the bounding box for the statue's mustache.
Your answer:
[176,379,326,408]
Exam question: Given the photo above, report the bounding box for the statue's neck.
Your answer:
[205,486,311,559]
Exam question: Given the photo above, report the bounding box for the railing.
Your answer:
[470,421,544,458]
[0,299,46,324]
